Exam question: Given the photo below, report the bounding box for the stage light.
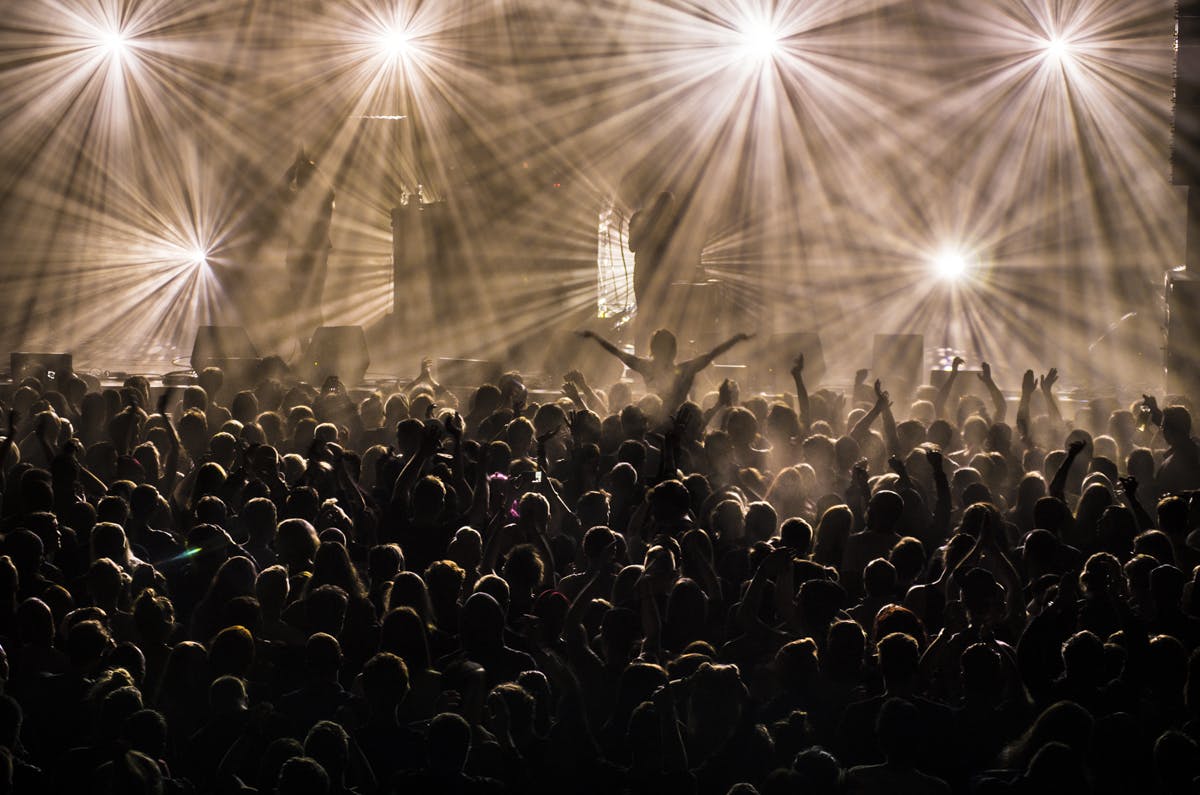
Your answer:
[188,247,209,268]
[97,28,129,60]
[1042,36,1073,64]
[738,21,781,61]
[378,27,414,61]
[931,249,971,281]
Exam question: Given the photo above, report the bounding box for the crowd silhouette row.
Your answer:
[0,327,1198,794]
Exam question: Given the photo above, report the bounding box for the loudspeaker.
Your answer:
[304,326,370,386]
[1167,273,1200,396]
[191,326,258,370]
[873,334,925,388]
[190,326,261,389]
[762,332,825,392]
[10,352,73,387]
[1173,7,1200,185]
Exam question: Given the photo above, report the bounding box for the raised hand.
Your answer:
[1021,370,1036,396]
[565,369,588,388]
[1067,439,1086,457]
[888,455,907,477]
[1040,368,1059,392]
[562,381,582,403]
[445,411,464,441]
[924,446,944,472]
[718,378,736,407]
[873,379,891,410]
[790,353,804,380]
[952,356,965,372]
[978,362,993,384]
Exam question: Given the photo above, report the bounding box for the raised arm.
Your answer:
[390,424,439,506]
[850,380,890,443]
[690,332,754,371]
[934,356,964,420]
[791,354,810,426]
[577,330,642,371]
[1118,475,1154,533]
[701,378,737,428]
[1040,368,1063,426]
[155,403,182,512]
[881,387,902,457]
[1016,370,1036,445]
[977,362,1007,424]
[1049,440,1086,502]
[564,370,602,413]
[927,447,951,545]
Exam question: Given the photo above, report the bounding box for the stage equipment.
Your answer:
[304,326,370,386]
[190,326,260,387]
[1166,271,1200,397]
[10,353,73,388]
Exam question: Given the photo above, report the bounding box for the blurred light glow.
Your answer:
[378,26,414,60]
[931,248,971,281]
[188,247,209,268]
[1042,36,1073,63]
[97,28,129,59]
[738,21,780,61]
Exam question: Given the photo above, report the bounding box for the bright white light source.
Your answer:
[1043,36,1073,64]
[932,249,971,281]
[739,21,781,61]
[188,248,209,268]
[99,29,128,59]
[379,27,414,60]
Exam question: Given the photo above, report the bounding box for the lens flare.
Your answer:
[738,21,781,61]
[932,248,972,281]
[378,27,414,61]
[1042,36,1073,63]
[98,28,129,59]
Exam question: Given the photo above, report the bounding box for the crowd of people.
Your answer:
[0,326,1198,794]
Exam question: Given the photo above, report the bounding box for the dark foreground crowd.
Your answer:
[1,329,1199,795]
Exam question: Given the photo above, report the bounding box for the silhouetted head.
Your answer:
[428,712,472,774]
[650,329,677,363]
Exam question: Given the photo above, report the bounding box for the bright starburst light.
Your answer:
[378,27,414,61]
[1042,35,1073,63]
[0,0,1182,383]
[931,248,971,281]
[738,20,781,61]
[98,28,129,60]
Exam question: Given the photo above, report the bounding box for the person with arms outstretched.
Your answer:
[578,327,753,411]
